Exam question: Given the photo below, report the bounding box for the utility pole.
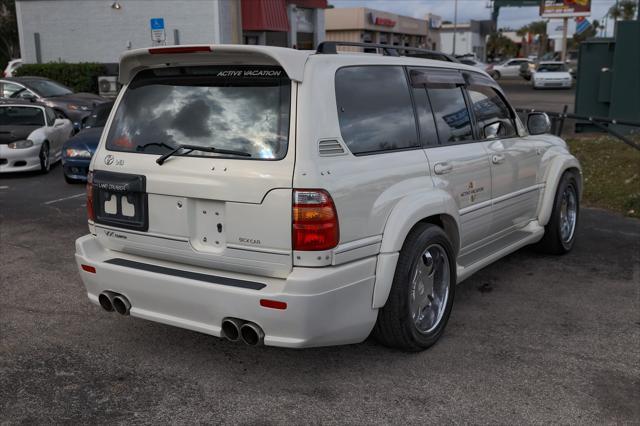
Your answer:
[452,0,458,55]
[561,16,568,62]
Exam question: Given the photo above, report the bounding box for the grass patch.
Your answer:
[567,136,640,219]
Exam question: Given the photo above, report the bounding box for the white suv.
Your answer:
[75,44,581,351]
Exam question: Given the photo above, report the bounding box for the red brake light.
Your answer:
[292,189,339,251]
[86,171,95,221]
[148,46,212,54]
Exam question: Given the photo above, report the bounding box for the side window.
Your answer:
[411,87,439,147]
[1,82,24,98]
[427,84,474,144]
[335,66,419,155]
[467,85,516,139]
[45,108,56,126]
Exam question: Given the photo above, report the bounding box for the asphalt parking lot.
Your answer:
[1,81,639,424]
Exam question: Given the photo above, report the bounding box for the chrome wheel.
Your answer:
[559,184,577,243]
[410,244,450,334]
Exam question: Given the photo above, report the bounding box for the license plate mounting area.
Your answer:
[93,170,148,231]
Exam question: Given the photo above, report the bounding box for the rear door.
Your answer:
[410,68,493,253]
[91,65,295,278]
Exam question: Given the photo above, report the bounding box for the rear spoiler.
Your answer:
[118,44,312,85]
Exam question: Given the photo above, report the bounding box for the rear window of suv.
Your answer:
[105,66,291,160]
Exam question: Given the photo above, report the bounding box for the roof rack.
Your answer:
[316,41,459,63]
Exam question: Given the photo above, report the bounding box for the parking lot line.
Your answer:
[43,193,85,205]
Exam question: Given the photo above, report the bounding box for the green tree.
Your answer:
[608,0,638,21]
[486,32,519,60]
[517,20,549,58]
[0,0,20,70]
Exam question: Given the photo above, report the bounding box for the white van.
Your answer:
[75,43,581,351]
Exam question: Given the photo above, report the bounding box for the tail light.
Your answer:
[86,171,95,221]
[486,64,493,71]
[292,189,339,251]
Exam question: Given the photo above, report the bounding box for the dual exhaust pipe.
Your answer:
[98,291,131,315]
[221,318,264,346]
[99,293,263,345]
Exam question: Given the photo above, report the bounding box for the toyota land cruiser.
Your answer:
[75,43,581,351]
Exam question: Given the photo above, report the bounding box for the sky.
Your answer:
[329,0,623,36]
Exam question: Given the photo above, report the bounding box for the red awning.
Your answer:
[287,0,328,8]
[241,0,328,32]
[242,0,290,32]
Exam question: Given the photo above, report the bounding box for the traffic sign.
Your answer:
[150,18,166,43]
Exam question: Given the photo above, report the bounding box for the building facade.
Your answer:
[14,0,326,66]
[439,20,493,60]
[325,7,439,51]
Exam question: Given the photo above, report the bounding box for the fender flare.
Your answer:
[538,155,582,226]
[372,190,460,308]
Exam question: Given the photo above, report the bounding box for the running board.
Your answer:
[456,221,545,283]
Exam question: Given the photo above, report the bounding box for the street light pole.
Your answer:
[452,0,458,55]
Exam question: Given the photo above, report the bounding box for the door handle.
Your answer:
[492,154,505,164]
[434,162,453,175]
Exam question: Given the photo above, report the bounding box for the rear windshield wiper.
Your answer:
[156,144,251,165]
[136,141,176,152]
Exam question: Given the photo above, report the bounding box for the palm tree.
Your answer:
[608,0,638,21]
[517,20,548,58]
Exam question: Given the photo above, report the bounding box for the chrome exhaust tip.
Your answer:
[240,322,264,346]
[221,318,242,342]
[112,294,131,315]
[98,291,116,312]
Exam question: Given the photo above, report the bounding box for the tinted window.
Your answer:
[0,106,45,126]
[412,87,439,146]
[467,85,516,139]
[335,66,418,155]
[427,85,474,144]
[26,80,73,97]
[1,82,23,98]
[537,63,568,72]
[106,66,291,160]
[84,102,113,128]
[45,107,56,126]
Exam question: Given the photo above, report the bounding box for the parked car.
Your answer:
[519,61,536,81]
[2,59,23,77]
[75,44,581,352]
[487,58,533,79]
[0,77,107,129]
[458,57,490,71]
[62,101,114,183]
[0,100,74,173]
[532,62,573,89]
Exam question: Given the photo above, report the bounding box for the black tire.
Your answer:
[373,223,456,352]
[39,142,51,174]
[536,171,580,255]
[492,70,501,80]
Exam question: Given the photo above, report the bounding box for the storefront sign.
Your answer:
[370,13,396,27]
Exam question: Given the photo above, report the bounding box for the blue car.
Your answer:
[62,101,113,183]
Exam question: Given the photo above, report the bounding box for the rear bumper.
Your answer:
[75,234,379,348]
[0,144,41,173]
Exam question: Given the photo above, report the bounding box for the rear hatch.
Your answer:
[90,63,295,278]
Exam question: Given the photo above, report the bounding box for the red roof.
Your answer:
[241,0,328,32]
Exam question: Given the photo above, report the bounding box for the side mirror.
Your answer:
[483,122,502,139]
[527,112,551,135]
